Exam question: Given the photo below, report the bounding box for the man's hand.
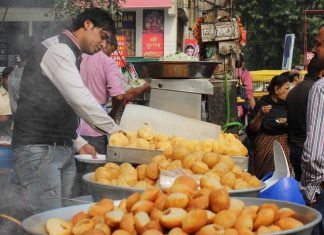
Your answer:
[78,144,97,158]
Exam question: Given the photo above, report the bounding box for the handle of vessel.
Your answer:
[0,214,22,226]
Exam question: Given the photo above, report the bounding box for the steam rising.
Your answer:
[0,172,31,234]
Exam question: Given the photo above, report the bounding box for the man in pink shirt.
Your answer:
[73,36,125,196]
[78,36,125,154]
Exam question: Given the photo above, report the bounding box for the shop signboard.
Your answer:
[200,20,240,42]
[142,10,164,58]
[115,12,136,57]
[111,35,127,67]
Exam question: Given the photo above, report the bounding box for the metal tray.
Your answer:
[107,145,163,165]
[131,61,220,78]
[22,197,321,235]
[84,172,264,202]
[107,146,249,171]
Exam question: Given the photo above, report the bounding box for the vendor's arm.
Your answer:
[249,105,272,133]
[102,53,125,120]
[40,44,117,134]
[124,82,151,102]
[109,95,124,120]
[300,82,324,204]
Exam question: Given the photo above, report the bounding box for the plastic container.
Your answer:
[259,176,306,205]
[0,145,13,169]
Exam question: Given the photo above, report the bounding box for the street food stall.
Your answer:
[2,42,322,235]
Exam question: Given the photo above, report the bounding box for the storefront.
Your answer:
[118,0,177,58]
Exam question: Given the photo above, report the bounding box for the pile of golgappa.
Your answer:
[93,148,261,190]
[46,176,305,235]
[109,125,248,157]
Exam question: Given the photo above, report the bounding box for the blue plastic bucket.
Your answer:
[0,145,13,169]
[259,176,306,205]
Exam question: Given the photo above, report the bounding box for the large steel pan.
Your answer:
[131,61,220,78]
[84,172,266,201]
[83,173,143,201]
[22,197,322,235]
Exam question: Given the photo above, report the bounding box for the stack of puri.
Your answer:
[46,176,306,235]
[93,148,261,191]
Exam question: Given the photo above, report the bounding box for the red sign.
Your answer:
[183,39,199,59]
[111,35,126,67]
[306,52,315,65]
[142,33,164,58]
[142,10,164,58]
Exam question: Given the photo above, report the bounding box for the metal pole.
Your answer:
[303,10,307,68]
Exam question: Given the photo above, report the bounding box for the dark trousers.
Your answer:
[312,191,324,235]
[289,142,303,181]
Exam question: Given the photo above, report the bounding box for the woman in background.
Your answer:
[0,66,14,136]
[248,75,292,179]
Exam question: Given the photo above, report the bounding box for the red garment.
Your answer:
[235,68,254,100]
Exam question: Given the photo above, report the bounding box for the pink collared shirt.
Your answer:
[235,68,254,99]
[78,51,125,137]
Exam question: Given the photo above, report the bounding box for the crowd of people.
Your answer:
[242,26,324,234]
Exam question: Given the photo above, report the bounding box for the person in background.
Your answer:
[72,35,125,197]
[281,69,303,89]
[106,37,150,117]
[12,8,117,214]
[235,53,256,120]
[73,36,150,196]
[0,66,14,136]
[78,35,125,155]
[290,68,304,86]
[248,75,292,179]
[287,57,323,181]
[78,35,150,154]
[8,55,26,115]
[103,37,150,107]
[300,26,324,235]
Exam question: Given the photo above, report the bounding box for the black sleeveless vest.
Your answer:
[12,34,82,148]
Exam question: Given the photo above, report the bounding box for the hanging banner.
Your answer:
[282,34,295,70]
[115,12,136,57]
[111,35,126,67]
[142,10,164,58]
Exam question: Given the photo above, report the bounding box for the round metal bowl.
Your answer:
[83,173,144,201]
[22,197,321,235]
[131,61,221,78]
[84,172,265,201]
